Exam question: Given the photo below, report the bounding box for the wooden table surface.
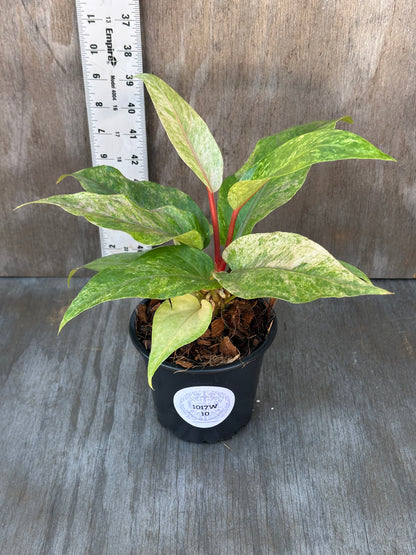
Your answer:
[1,277,415,554]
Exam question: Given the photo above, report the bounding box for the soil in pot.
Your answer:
[134,297,275,370]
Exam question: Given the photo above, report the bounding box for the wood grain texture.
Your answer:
[1,278,416,553]
[2,0,415,277]
[1,0,99,277]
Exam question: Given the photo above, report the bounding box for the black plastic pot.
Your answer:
[129,302,277,443]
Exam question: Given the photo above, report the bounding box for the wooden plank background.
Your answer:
[1,0,415,277]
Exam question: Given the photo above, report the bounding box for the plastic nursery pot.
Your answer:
[129,300,277,444]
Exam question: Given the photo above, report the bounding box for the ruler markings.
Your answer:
[75,0,149,256]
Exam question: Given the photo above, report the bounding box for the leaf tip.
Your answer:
[13,201,34,211]
[377,151,396,162]
[367,284,394,296]
[147,368,156,390]
[136,72,151,82]
[56,173,69,184]
[382,288,394,295]
[147,354,158,390]
[58,307,73,334]
[67,267,80,287]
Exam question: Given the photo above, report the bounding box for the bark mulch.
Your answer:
[133,297,275,369]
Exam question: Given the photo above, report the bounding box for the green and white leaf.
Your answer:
[339,260,373,285]
[218,117,395,244]
[59,245,219,331]
[218,118,351,244]
[138,73,223,192]
[21,191,208,249]
[234,116,354,180]
[229,168,311,242]
[215,232,391,302]
[57,165,129,194]
[228,129,395,210]
[57,166,211,248]
[148,294,213,387]
[67,251,149,284]
[218,171,308,244]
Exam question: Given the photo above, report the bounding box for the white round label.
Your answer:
[173,386,235,428]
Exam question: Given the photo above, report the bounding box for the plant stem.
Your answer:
[225,208,240,248]
[222,294,236,307]
[216,207,240,272]
[207,190,223,271]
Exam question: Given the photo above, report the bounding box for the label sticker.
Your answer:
[173,386,235,428]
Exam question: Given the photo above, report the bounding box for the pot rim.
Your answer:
[129,299,277,374]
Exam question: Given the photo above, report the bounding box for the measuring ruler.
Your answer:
[75,0,149,256]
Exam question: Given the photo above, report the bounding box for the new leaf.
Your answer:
[148,295,213,387]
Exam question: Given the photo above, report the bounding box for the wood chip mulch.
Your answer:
[134,297,275,369]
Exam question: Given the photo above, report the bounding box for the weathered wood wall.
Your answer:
[2,0,415,277]
[2,0,98,276]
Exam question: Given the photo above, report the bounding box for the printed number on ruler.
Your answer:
[76,0,149,255]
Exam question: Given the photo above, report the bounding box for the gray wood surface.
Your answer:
[2,0,416,277]
[1,277,415,554]
[1,0,98,277]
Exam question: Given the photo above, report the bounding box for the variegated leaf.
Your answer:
[228,129,395,210]
[138,74,223,192]
[218,166,311,244]
[218,117,395,244]
[148,295,213,387]
[59,245,219,332]
[234,116,353,180]
[339,260,373,285]
[230,169,310,241]
[218,174,238,244]
[57,165,129,194]
[215,232,391,302]
[58,166,211,248]
[218,118,352,244]
[20,191,208,249]
[67,251,149,284]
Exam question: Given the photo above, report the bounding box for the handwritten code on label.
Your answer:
[173,386,235,428]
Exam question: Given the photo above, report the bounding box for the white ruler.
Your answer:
[75,0,149,256]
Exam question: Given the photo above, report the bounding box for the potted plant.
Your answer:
[18,74,395,443]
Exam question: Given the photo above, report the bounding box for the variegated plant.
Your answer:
[18,74,395,387]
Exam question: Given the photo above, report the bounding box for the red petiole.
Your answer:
[207,190,224,272]
[215,207,240,271]
[208,191,246,273]
[225,208,240,248]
